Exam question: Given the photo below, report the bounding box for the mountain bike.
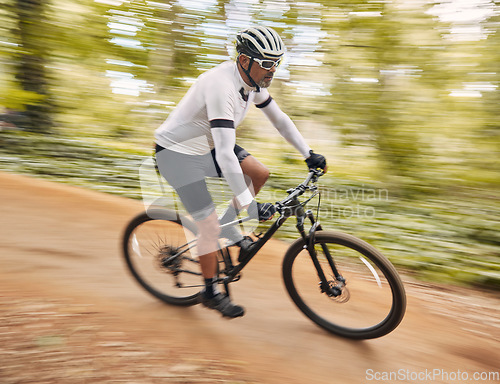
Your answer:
[122,170,406,339]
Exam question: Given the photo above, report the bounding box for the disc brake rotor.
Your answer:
[320,278,350,303]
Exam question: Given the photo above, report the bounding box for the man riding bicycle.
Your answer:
[154,26,327,318]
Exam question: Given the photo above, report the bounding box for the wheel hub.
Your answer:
[320,279,350,303]
[156,245,181,273]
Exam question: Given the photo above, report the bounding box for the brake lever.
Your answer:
[309,169,325,182]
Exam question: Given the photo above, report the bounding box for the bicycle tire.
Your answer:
[282,231,406,339]
[122,208,202,306]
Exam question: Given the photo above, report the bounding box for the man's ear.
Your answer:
[238,54,249,69]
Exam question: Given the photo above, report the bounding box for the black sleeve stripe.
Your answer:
[210,119,235,129]
[255,96,273,109]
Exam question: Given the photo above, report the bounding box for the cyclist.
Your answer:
[154,26,327,318]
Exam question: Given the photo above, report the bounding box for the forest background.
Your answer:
[1,0,499,289]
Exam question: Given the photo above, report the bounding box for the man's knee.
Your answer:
[242,156,270,187]
[258,166,270,184]
[251,163,269,190]
[197,213,221,240]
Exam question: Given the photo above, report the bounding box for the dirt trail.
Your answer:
[0,171,499,384]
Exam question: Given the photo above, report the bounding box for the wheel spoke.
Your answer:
[123,210,203,306]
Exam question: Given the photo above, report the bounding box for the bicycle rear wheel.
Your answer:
[282,231,406,339]
[122,208,202,306]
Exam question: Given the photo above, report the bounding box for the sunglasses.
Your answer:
[243,54,282,70]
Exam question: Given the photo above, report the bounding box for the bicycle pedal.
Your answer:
[232,273,242,282]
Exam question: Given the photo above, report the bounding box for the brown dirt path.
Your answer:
[0,171,499,384]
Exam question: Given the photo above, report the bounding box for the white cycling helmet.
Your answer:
[236,26,285,60]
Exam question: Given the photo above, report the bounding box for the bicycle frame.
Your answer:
[161,170,342,298]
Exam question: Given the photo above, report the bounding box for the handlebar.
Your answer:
[222,169,323,226]
[303,168,324,186]
[276,169,324,209]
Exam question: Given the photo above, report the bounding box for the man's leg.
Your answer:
[219,155,270,225]
[218,155,270,249]
[196,211,245,318]
[211,144,269,222]
[217,155,270,263]
[196,211,220,281]
[155,146,244,317]
[240,155,270,196]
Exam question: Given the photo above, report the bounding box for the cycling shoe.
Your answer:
[200,291,245,318]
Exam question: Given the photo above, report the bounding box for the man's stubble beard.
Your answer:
[258,78,273,88]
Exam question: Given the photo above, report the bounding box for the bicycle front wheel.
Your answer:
[122,208,202,306]
[282,231,406,339]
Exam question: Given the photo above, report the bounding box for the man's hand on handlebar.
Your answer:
[305,150,327,173]
[247,201,276,222]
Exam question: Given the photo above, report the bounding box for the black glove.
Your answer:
[248,201,276,222]
[305,150,327,171]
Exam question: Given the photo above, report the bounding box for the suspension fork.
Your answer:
[296,209,328,289]
[299,210,345,289]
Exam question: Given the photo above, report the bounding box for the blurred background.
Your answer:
[0,0,499,289]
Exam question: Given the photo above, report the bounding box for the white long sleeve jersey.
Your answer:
[155,60,311,206]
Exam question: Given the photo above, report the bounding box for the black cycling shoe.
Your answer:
[237,236,256,263]
[200,292,245,318]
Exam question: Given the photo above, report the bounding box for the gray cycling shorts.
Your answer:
[155,143,250,221]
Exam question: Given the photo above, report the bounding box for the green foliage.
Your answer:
[0,80,45,110]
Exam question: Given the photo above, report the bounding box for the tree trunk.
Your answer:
[14,0,53,133]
